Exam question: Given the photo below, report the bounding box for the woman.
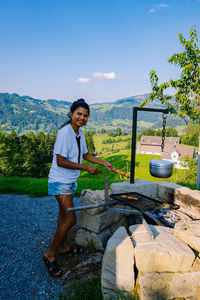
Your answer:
[43,99,115,276]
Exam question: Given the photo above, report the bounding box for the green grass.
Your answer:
[0,176,48,197]
[60,276,139,300]
[93,134,132,154]
[60,277,103,300]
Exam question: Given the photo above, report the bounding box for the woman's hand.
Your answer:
[103,160,115,171]
[86,165,101,175]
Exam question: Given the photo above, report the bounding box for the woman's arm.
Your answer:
[56,154,101,175]
[83,153,115,171]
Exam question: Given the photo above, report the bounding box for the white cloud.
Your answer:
[156,3,168,8]
[93,72,116,80]
[77,77,90,83]
[148,3,168,13]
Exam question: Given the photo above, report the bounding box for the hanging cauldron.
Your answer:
[149,113,173,178]
[149,159,173,178]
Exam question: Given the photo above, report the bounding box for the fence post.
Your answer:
[196,136,200,188]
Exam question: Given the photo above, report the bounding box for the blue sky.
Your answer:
[1,0,200,103]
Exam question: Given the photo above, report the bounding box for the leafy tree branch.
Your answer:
[140,27,200,125]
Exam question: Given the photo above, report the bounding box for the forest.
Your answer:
[0,128,95,178]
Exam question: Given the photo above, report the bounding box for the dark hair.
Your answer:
[61,98,90,128]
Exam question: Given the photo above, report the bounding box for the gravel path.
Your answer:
[0,194,80,299]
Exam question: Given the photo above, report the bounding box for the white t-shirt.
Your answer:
[48,124,88,183]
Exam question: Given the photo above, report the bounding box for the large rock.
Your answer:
[77,210,121,234]
[174,187,200,219]
[138,271,200,300]
[129,224,195,272]
[75,228,111,251]
[174,220,200,252]
[110,179,158,198]
[101,227,135,299]
[81,189,112,215]
[156,181,182,203]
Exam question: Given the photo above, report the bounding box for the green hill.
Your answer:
[0,92,185,134]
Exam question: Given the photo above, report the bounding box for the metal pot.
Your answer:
[149,159,173,178]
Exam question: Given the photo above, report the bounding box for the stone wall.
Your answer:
[75,189,127,250]
[74,180,200,298]
[101,223,200,299]
[75,180,200,250]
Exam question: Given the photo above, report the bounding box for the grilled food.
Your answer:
[115,169,130,178]
[120,195,138,200]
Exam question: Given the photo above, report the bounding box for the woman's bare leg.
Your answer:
[57,207,62,228]
[45,194,76,261]
[57,207,71,253]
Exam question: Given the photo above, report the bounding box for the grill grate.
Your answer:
[110,192,164,212]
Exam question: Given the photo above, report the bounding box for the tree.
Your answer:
[84,130,95,154]
[100,129,106,134]
[108,128,122,137]
[141,27,200,125]
[115,127,122,136]
[180,156,197,186]
[0,130,50,177]
[181,124,200,146]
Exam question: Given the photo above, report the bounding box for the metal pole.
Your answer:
[196,136,200,188]
[130,107,138,183]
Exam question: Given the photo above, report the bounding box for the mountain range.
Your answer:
[0,93,185,134]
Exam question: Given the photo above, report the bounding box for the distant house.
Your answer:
[137,135,195,169]
[161,144,196,169]
[137,136,180,155]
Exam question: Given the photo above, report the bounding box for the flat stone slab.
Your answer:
[101,227,135,299]
[110,179,158,198]
[129,224,195,273]
[138,271,200,300]
[174,187,200,219]
[174,220,200,252]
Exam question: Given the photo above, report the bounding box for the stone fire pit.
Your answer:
[75,180,200,299]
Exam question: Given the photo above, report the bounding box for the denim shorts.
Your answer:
[48,182,77,196]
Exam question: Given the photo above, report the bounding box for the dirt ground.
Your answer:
[58,247,103,289]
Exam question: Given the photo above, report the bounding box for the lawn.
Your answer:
[93,133,132,155]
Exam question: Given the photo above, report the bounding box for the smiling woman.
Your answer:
[44,98,115,277]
